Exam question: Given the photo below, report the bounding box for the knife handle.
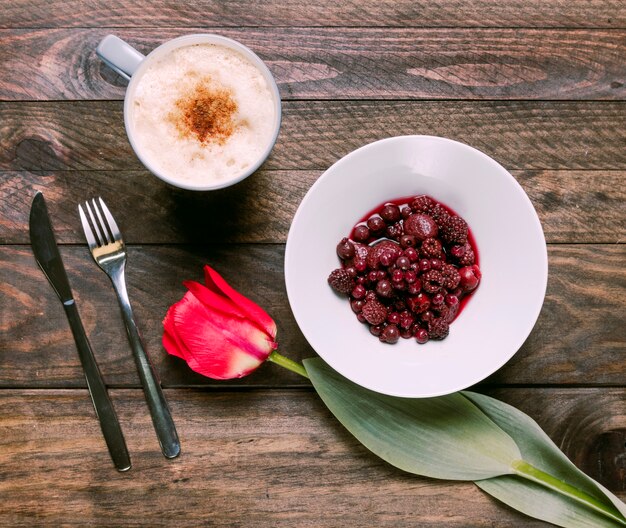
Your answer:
[63,300,131,472]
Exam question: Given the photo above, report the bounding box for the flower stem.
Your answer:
[268,351,309,379]
[512,460,626,525]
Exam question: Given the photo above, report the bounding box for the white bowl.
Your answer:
[285,136,548,397]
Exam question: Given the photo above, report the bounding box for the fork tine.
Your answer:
[85,200,104,246]
[98,197,122,242]
[91,198,111,245]
[78,204,99,250]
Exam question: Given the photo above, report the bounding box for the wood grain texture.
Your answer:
[0,388,624,527]
[1,244,624,388]
[2,101,626,172]
[1,0,625,29]
[2,28,626,101]
[1,169,625,244]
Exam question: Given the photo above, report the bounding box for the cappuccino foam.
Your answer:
[130,43,276,185]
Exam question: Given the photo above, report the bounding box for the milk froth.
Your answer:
[130,43,276,185]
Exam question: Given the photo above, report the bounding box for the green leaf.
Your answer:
[477,476,624,528]
[304,358,626,527]
[464,391,626,527]
[304,357,521,480]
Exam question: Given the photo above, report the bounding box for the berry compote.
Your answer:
[327,195,481,345]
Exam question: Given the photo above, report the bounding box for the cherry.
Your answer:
[353,224,370,242]
[367,215,386,233]
[459,265,481,292]
[400,206,412,219]
[351,284,366,299]
[396,256,411,270]
[404,247,419,261]
[415,328,429,344]
[376,279,393,298]
[336,237,355,260]
[387,312,400,325]
[369,325,384,337]
[380,324,400,344]
[350,299,364,313]
[404,270,417,284]
[407,280,422,295]
[381,204,401,223]
[391,269,404,282]
[400,234,417,248]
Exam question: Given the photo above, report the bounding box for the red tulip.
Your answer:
[163,265,278,380]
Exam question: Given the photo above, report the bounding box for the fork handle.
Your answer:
[112,278,181,459]
[63,300,131,471]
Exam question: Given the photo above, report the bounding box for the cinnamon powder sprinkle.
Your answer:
[171,79,238,145]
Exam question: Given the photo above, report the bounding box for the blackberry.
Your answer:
[410,195,435,214]
[459,247,475,266]
[430,203,451,228]
[421,237,443,258]
[428,318,450,340]
[441,264,461,290]
[362,299,387,325]
[327,268,354,294]
[421,269,444,294]
[440,215,468,245]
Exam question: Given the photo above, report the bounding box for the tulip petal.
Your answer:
[183,280,247,319]
[171,291,276,380]
[162,304,187,359]
[203,265,277,339]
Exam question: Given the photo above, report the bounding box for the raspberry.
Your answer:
[367,240,402,269]
[421,237,443,258]
[385,222,403,240]
[407,293,430,313]
[421,270,444,293]
[439,215,468,245]
[327,268,354,294]
[428,318,449,340]
[361,299,387,325]
[404,214,438,240]
[441,264,461,290]
[410,195,435,214]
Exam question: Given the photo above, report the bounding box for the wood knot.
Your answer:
[98,61,128,89]
[14,138,62,171]
[580,429,626,493]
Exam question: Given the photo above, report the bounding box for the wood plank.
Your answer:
[1,244,623,388]
[0,388,624,526]
[2,28,626,101]
[2,101,626,172]
[1,169,625,244]
[1,0,624,29]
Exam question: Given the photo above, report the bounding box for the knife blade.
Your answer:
[29,192,131,471]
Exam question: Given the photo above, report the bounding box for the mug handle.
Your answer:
[97,35,145,80]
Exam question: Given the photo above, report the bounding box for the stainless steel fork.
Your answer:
[79,198,180,459]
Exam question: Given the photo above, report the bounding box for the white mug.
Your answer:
[97,34,282,191]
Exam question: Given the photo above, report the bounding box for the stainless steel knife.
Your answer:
[29,191,131,472]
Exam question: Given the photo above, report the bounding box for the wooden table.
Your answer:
[1,2,625,526]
